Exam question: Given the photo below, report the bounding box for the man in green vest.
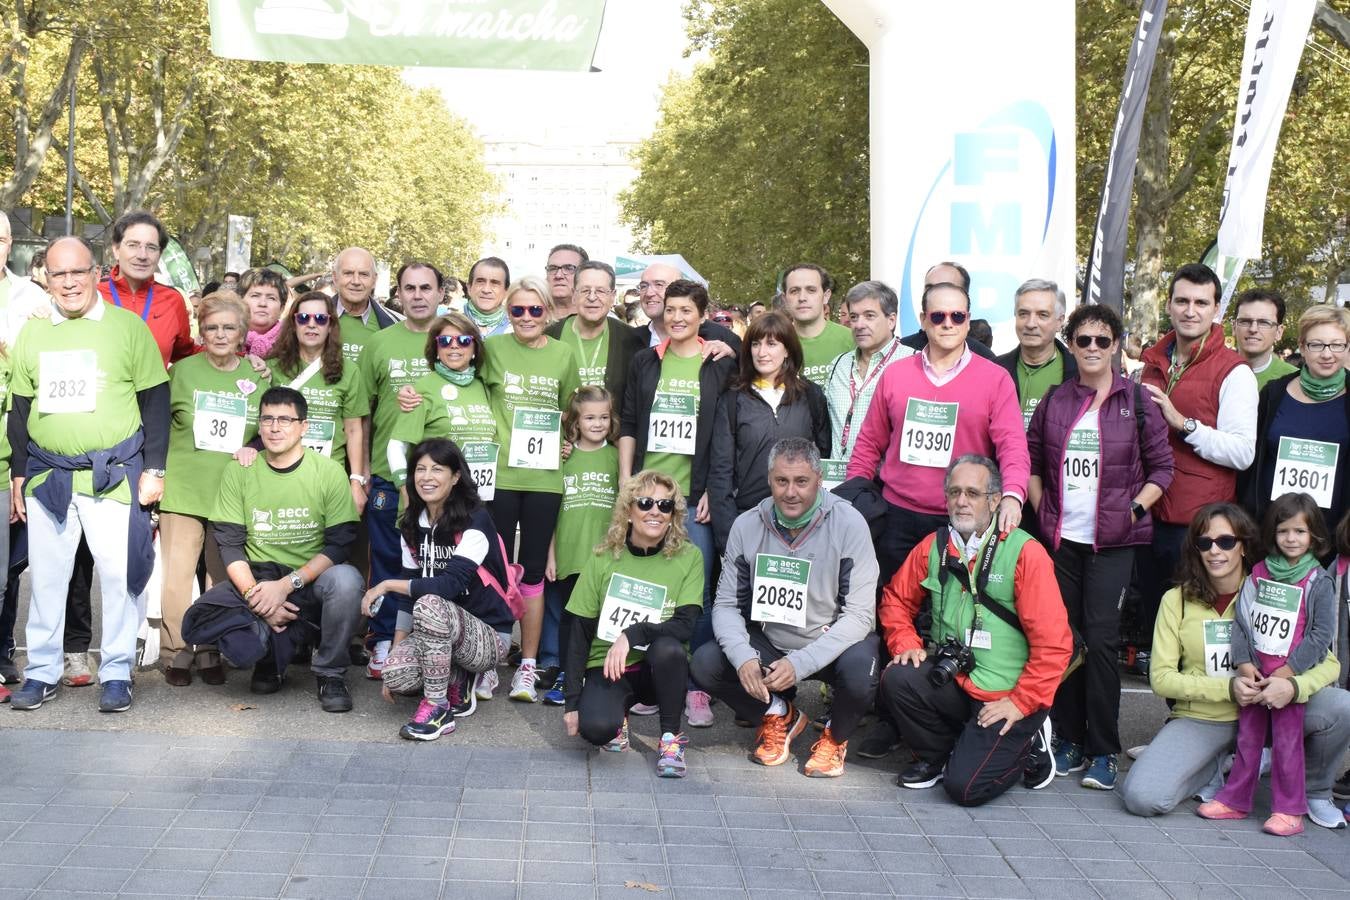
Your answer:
[1231,289,1296,391]
[995,279,1078,431]
[877,455,1072,806]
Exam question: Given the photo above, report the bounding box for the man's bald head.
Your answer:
[333,246,376,311]
[639,262,682,320]
[923,261,970,292]
[45,236,99,318]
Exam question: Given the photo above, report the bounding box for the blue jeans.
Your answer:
[540,574,578,671]
[365,475,401,644]
[686,507,716,652]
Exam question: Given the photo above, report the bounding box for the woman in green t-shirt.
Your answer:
[562,469,704,777]
[159,292,270,686]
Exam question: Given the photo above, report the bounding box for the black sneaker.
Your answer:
[1023,717,1057,790]
[537,665,560,690]
[317,675,352,713]
[0,655,20,684]
[857,719,903,759]
[1335,771,1350,802]
[449,670,476,718]
[898,759,945,789]
[250,666,283,695]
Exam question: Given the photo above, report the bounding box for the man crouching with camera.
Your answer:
[878,454,1072,806]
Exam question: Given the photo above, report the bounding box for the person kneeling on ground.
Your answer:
[691,437,880,777]
[563,469,703,777]
[182,387,363,712]
[365,438,519,741]
[879,454,1071,806]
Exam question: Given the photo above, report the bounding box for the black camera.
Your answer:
[928,637,975,688]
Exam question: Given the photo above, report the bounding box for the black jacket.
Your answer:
[620,344,737,501]
[995,341,1080,398]
[706,380,831,553]
[544,315,644,404]
[634,319,741,354]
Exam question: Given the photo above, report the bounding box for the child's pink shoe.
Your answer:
[1196,800,1246,820]
[1262,813,1304,836]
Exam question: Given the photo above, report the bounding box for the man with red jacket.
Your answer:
[878,455,1071,807]
[97,211,195,367]
[1136,263,1257,645]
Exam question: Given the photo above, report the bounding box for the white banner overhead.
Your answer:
[1216,0,1316,260]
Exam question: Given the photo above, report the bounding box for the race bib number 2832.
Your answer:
[38,350,97,414]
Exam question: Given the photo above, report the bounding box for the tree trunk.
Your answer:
[1314,2,1350,49]
[0,34,88,210]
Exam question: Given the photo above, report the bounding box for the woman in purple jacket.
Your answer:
[1027,303,1174,790]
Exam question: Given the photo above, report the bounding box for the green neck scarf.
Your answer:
[464,302,506,332]
[1265,552,1319,585]
[1299,367,1346,402]
[435,362,475,386]
[774,492,823,531]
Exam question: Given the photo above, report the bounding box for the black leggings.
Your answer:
[578,635,689,740]
[489,489,561,586]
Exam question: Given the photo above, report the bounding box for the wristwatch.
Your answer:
[145,468,166,478]
[349,474,370,487]
[288,571,305,591]
[1181,417,1198,435]
[1130,501,1145,520]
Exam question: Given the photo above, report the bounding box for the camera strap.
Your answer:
[936,526,1022,636]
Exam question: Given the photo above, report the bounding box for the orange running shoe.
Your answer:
[803,728,847,778]
[752,702,806,766]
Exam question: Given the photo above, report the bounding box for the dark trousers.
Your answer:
[876,502,948,590]
[1051,542,1133,756]
[690,626,880,742]
[578,635,689,741]
[364,475,402,644]
[880,660,1048,807]
[490,489,561,586]
[1127,522,1187,649]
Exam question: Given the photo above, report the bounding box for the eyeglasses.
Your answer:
[634,496,675,514]
[1303,340,1348,354]
[712,314,733,325]
[436,334,475,348]
[119,241,160,255]
[944,487,996,501]
[577,288,612,300]
[544,264,578,275]
[294,312,331,326]
[1234,317,1278,331]
[638,280,669,293]
[259,415,303,428]
[510,305,546,319]
[928,310,968,326]
[47,267,96,283]
[1074,334,1113,350]
[1195,534,1240,552]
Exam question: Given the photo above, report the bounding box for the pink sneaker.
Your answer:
[629,703,659,716]
[686,690,714,728]
[1262,813,1304,836]
[1196,800,1245,821]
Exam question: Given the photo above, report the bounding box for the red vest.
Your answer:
[1140,324,1247,525]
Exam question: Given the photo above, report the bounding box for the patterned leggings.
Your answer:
[382,594,505,701]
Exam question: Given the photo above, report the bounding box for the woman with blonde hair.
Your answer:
[561,469,704,778]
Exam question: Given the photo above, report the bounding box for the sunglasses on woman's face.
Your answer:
[634,496,675,515]
[1074,334,1113,350]
[294,312,331,326]
[712,314,733,325]
[436,334,475,348]
[510,305,546,319]
[1195,534,1240,552]
[927,310,968,326]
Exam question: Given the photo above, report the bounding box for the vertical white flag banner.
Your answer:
[1216,0,1316,260]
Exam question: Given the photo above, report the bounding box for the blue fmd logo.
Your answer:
[898,100,1059,339]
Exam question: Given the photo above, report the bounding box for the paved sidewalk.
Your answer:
[1,718,1349,899]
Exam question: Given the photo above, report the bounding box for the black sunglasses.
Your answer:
[1074,335,1113,350]
[436,334,475,348]
[712,314,733,324]
[510,305,546,319]
[634,496,675,514]
[928,310,968,326]
[294,312,331,326]
[1195,535,1240,552]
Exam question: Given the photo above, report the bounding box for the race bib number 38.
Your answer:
[1251,578,1302,658]
[508,408,561,470]
[899,398,958,468]
[192,391,247,453]
[1203,620,1236,677]
[597,573,668,646]
[1272,436,1338,509]
[752,554,811,628]
[38,350,97,414]
[462,441,499,502]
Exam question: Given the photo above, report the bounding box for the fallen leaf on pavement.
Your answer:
[624,882,662,893]
[229,703,257,711]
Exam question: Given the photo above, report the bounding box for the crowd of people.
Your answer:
[1,209,1349,836]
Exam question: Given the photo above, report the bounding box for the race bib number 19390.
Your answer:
[899,398,958,468]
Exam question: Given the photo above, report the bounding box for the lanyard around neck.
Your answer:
[107,279,153,322]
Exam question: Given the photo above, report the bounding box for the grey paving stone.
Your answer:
[0,863,55,890]
[387,816,458,837]
[1184,844,1258,867]
[882,872,966,896]
[312,814,386,835]
[1072,858,1155,881]
[442,857,518,882]
[517,883,597,900]
[120,867,211,895]
[802,848,878,873]
[156,825,240,849]
[65,843,149,869]
[660,825,731,846]
[871,850,948,875]
[992,836,1069,858]
[593,862,668,888]
[440,882,517,900]
[729,826,799,848]
[368,853,446,878]
[528,804,591,824]
[523,840,594,862]
[958,874,1036,898]
[458,802,524,821]
[394,800,459,819]
[30,803,110,825]
[308,832,383,856]
[81,824,164,848]
[378,834,450,857]
[102,807,178,828]
[1279,865,1350,890]
[668,864,746,889]
[735,846,810,871]
[664,844,736,867]
[1056,838,1134,860]
[140,846,226,870]
[9,821,93,844]
[794,829,869,851]
[461,819,524,841]
[1085,882,1172,899]
[0,840,74,866]
[450,838,520,860]
[293,851,373,877]
[231,830,310,852]
[362,875,442,899]
[850,815,920,836]
[1155,885,1239,899]
[217,849,300,873]
[521,859,595,883]
[1007,855,1080,878]
[280,874,366,898]
[38,864,134,893]
[595,823,659,844]
[1020,879,1104,900]
[928,834,998,855]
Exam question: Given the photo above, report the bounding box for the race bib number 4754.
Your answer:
[597,573,668,646]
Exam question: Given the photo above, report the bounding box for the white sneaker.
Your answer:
[1307,798,1346,830]
[475,668,498,701]
[366,640,391,680]
[62,652,94,687]
[509,662,538,702]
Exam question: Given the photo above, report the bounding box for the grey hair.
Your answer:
[844,280,898,317]
[767,437,822,475]
[943,454,1002,496]
[1014,278,1066,318]
[0,210,10,238]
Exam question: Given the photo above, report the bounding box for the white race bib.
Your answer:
[508,408,561,470]
[1063,426,1100,496]
[38,350,97,414]
[1272,436,1338,509]
[301,418,335,457]
[192,391,247,453]
[463,441,499,502]
[1203,620,1236,678]
[648,392,697,455]
[899,398,957,468]
[751,554,810,628]
[820,458,847,492]
[1250,578,1302,658]
[597,573,668,647]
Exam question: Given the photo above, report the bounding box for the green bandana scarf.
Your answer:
[435,362,475,386]
[1265,552,1319,585]
[1299,367,1346,402]
[465,302,506,333]
[774,491,823,530]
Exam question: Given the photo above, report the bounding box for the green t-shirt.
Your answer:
[1016,351,1066,429]
[560,318,610,386]
[357,324,432,483]
[336,307,384,364]
[0,353,12,484]
[481,334,581,494]
[799,321,855,387]
[565,543,704,669]
[555,444,619,578]
[162,354,269,517]
[274,357,369,471]
[11,304,169,501]
[643,349,702,496]
[389,372,497,484]
[1254,355,1298,392]
[211,450,358,569]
